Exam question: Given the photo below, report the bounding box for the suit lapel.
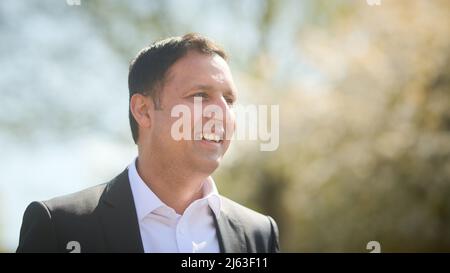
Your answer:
[97,169,144,253]
[213,202,248,253]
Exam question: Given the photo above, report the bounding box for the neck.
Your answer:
[135,155,206,215]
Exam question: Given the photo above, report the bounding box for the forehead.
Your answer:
[164,51,236,93]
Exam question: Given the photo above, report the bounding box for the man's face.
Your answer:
[148,51,237,175]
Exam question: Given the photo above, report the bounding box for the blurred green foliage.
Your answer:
[214,0,450,252]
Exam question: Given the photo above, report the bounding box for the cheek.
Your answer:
[153,112,178,141]
[191,106,203,132]
[225,111,236,138]
[223,139,232,150]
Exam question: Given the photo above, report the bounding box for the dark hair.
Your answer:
[128,33,227,144]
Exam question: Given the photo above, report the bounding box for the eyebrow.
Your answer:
[187,84,236,98]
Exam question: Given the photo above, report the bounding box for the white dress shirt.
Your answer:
[128,158,222,253]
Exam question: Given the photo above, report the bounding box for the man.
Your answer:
[17,33,280,253]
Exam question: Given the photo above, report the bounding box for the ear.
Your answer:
[130,94,154,129]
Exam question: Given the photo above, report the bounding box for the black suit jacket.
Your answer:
[17,169,280,253]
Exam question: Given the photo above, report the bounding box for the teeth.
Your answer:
[202,133,221,143]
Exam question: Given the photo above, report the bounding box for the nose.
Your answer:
[202,96,234,137]
[212,125,225,137]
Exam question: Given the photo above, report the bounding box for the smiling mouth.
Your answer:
[201,133,223,144]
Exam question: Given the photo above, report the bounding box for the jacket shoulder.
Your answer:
[43,183,108,215]
[17,170,129,253]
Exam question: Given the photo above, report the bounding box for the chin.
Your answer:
[193,157,221,175]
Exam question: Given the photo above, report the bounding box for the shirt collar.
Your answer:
[128,158,222,221]
[128,158,166,221]
[203,176,222,218]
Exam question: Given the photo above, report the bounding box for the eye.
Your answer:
[224,96,235,106]
[192,92,208,99]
